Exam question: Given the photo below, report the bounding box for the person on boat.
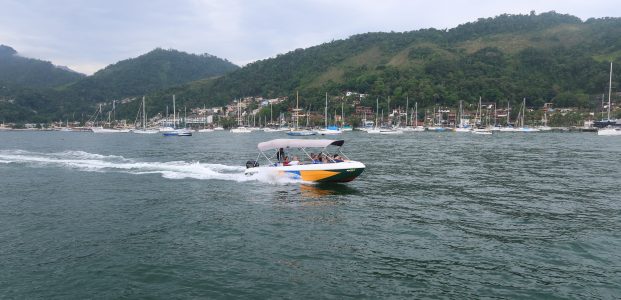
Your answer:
[310,153,320,164]
[276,148,285,162]
[282,156,290,166]
[333,154,344,162]
[289,156,300,165]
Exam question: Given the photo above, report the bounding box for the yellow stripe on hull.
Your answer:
[299,170,339,181]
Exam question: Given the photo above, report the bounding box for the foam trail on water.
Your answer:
[0,149,300,184]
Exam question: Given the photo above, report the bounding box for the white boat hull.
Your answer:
[317,129,343,135]
[245,161,365,183]
[90,127,128,133]
[132,129,159,134]
[598,127,621,136]
[231,127,252,133]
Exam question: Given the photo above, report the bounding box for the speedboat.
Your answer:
[245,139,365,183]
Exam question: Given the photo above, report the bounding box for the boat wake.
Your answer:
[0,150,299,184]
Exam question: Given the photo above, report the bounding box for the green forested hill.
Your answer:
[0,45,85,89]
[3,11,621,123]
[0,48,239,122]
[155,12,621,115]
[61,48,239,102]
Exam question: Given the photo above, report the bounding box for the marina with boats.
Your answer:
[2,62,619,136]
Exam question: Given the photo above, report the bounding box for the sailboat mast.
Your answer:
[608,62,613,120]
[375,98,379,129]
[459,100,464,128]
[415,102,418,127]
[522,98,526,127]
[405,96,409,127]
[341,102,344,128]
[325,92,328,128]
[296,91,299,129]
[172,94,176,128]
[142,96,146,129]
[507,100,511,126]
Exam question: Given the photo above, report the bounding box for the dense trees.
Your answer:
[151,12,620,118]
[0,48,238,122]
[0,45,85,89]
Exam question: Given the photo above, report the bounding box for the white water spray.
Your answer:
[0,150,300,185]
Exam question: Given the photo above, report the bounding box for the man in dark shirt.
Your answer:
[276,148,285,162]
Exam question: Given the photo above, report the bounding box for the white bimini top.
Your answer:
[257,139,344,151]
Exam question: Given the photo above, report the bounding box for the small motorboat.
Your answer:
[245,139,365,183]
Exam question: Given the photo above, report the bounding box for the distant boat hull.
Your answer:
[594,119,617,128]
[132,129,159,134]
[231,127,252,133]
[453,127,472,132]
[597,127,621,136]
[317,129,342,135]
[287,130,316,136]
[90,127,129,133]
[163,129,192,136]
[401,126,425,132]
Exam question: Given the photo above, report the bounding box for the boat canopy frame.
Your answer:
[255,139,349,165]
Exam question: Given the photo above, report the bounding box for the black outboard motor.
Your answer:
[246,160,259,168]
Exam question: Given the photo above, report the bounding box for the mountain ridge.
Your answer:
[0,44,86,89]
[148,11,620,115]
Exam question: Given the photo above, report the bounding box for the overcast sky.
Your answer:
[1,0,618,75]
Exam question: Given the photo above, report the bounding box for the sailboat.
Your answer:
[412,101,425,131]
[287,91,316,136]
[401,97,423,132]
[230,100,252,133]
[514,98,540,132]
[263,102,284,132]
[598,62,621,136]
[163,95,192,136]
[454,100,472,132]
[318,93,342,135]
[537,104,552,131]
[471,97,493,134]
[498,100,518,132]
[89,104,128,133]
[133,96,159,134]
[427,106,446,132]
[340,102,352,131]
[366,98,382,134]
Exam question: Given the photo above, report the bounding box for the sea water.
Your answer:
[1,131,620,298]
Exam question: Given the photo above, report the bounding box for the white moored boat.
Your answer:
[598,127,621,136]
[245,139,365,183]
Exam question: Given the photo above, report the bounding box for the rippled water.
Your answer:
[1,131,620,298]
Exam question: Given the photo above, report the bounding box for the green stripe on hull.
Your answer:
[317,168,364,183]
